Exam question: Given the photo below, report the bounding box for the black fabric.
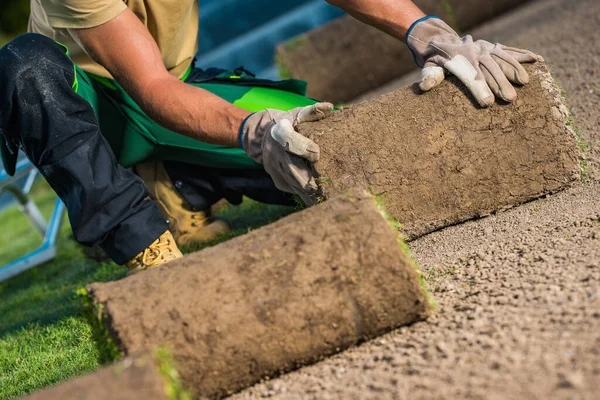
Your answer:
[185,66,309,96]
[163,161,296,211]
[0,33,168,264]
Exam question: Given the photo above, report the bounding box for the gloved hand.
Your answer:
[406,16,540,107]
[240,102,334,205]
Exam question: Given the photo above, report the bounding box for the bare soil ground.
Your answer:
[230,0,600,398]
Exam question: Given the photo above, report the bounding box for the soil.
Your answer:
[277,15,420,105]
[228,0,600,398]
[87,190,429,399]
[23,353,169,400]
[276,0,530,104]
[231,182,600,400]
[300,62,580,240]
[359,0,600,178]
[447,0,529,33]
[472,0,600,181]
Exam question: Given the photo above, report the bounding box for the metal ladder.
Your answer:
[0,158,65,282]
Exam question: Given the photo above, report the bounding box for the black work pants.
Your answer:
[0,33,290,264]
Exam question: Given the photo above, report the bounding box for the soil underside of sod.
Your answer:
[229,0,600,398]
[300,62,580,240]
[22,352,176,400]
[87,190,430,399]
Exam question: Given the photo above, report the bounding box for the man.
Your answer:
[0,0,537,273]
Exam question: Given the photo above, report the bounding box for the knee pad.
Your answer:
[0,33,73,81]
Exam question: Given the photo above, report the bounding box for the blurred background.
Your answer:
[0,0,343,77]
[0,0,30,46]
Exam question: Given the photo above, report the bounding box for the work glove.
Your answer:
[406,16,540,107]
[240,102,334,205]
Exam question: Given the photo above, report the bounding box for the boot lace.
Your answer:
[128,235,178,271]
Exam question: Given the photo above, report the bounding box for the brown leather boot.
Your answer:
[125,230,183,274]
[135,161,231,247]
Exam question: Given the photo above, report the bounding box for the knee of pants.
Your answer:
[0,33,74,85]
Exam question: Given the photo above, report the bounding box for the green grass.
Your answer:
[274,34,307,80]
[439,0,460,33]
[155,348,193,400]
[0,180,296,399]
[373,192,437,311]
[566,111,593,181]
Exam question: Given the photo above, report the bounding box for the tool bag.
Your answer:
[86,66,319,170]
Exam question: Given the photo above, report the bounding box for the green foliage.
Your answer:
[0,181,297,397]
[372,193,437,311]
[0,0,30,35]
[154,349,193,400]
[0,316,100,399]
[275,52,294,80]
[76,288,121,365]
[567,112,592,181]
[283,35,307,53]
[274,35,308,80]
[0,180,126,398]
[0,180,56,266]
[439,0,460,34]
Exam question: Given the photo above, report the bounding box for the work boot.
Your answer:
[124,230,183,274]
[135,161,231,247]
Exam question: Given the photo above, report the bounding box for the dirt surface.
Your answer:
[360,0,600,179]
[276,15,428,105]
[88,190,429,399]
[228,1,600,398]
[301,62,580,240]
[276,0,529,104]
[472,0,600,181]
[23,353,169,400]
[232,182,600,400]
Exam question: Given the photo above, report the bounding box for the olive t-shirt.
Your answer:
[28,0,199,79]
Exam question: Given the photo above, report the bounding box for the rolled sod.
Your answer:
[299,62,581,240]
[23,351,191,400]
[276,0,530,103]
[87,189,430,399]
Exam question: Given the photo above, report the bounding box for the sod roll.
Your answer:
[23,352,188,400]
[87,189,430,399]
[276,0,530,103]
[298,62,581,240]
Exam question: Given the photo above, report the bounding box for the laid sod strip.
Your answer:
[22,350,191,400]
[299,62,581,240]
[276,0,530,103]
[87,189,430,399]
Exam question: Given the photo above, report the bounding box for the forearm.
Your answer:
[72,9,249,149]
[326,0,425,40]
[133,76,250,148]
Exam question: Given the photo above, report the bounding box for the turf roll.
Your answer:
[276,0,531,103]
[299,62,581,240]
[87,189,431,399]
[23,351,191,400]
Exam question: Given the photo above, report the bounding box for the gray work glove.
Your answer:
[240,102,334,206]
[406,16,540,107]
